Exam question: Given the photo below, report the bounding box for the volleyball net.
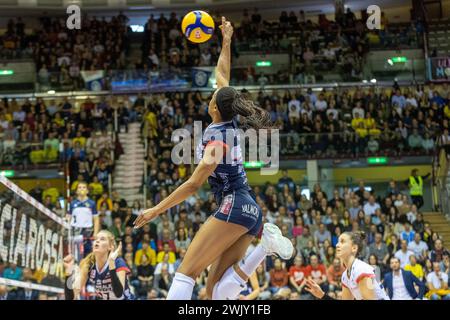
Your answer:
[0,175,70,295]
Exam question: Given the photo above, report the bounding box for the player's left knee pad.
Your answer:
[211,267,245,300]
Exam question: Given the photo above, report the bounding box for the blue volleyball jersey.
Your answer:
[196,120,251,198]
[87,257,134,300]
[69,198,97,229]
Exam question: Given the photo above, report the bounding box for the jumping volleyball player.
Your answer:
[63,230,134,300]
[305,231,389,300]
[134,17,294,300]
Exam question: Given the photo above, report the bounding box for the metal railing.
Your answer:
[3,56,432,95]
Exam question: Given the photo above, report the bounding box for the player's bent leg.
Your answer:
[211,265,247,300]
[210,223,295,300]
[167,217,249,300]
[206,234,254,299]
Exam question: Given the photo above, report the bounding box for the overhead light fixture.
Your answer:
[47,90,56,94]
[370,79,377,83]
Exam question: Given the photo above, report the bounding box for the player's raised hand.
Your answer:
[108,241,122,262]
[63,254,75,276]
[133,207,159,229]
[219,16,233,42]
[305,278,325,299]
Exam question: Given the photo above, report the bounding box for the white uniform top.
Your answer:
[341,259,389,300]
[69,198,97,229]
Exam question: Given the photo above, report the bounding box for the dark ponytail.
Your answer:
[216,86,275,130]
[344,231,366,257]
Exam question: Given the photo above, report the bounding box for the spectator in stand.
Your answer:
[314,223,331,246]
[407,233,428,263]
[288,255,308,295]
[135,241,157,267]
[269,258,289,295]
[383,257,425,300]
[156,242,176,264]
[395,240,415,268]
[305,254,328,293]
[401,222,415,244]
[369,233,390,269]
[134,254,155,299]
[153,263,173,298]
[0,285,16,300]
[88,176,104,198]
[2,263,22,281]
[174,227,191,254]
[326,257,344,294]
[109,216,125,239]
[369,254,382,282]
[429,239,450,263]
[404,254,425,281]
[277,169,295,192]
[426,262,450,300]
[363,195,380,216]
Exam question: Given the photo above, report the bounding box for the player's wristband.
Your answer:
[64,276,75,300]
[110,269,124,298]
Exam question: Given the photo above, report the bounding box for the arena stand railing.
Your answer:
[30,59,428,94]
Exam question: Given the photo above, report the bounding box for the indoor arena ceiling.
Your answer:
[0,0,411,13]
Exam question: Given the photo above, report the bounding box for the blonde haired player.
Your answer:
[305,231,389,300]
[63,230,134,300]
[134,17,294,300]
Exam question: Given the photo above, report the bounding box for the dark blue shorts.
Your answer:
[212,189,262,236]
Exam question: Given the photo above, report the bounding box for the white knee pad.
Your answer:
[212,266,246,300]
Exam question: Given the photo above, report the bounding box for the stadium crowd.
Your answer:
[2,169,450,300]
[0,9,448,301]
[3,82,449,171]
[1,83,450,300]
[0,8,423,90]
[0,13,130,90]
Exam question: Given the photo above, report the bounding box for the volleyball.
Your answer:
[181,10,215,43]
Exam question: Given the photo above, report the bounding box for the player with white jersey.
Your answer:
[306,231,389,300]
[67,182,100,258]
[340,256,389,300]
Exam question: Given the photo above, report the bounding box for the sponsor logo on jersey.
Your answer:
[242,204,258,217]
[219,194,233,215]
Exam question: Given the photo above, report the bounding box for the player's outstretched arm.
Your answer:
[134,144,223,228]
[63,254,84,300]
[216,16,233,88]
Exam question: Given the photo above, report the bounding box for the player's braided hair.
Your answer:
[215,86,274,130]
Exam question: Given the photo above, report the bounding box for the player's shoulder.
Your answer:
[352,259,375,280]
[204,122,230,138]
[115,257,131,273]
